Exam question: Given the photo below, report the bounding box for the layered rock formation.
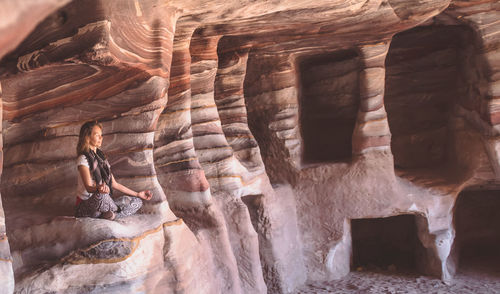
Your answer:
[0,0,499,293]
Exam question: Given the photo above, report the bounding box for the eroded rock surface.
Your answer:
[0,0,499,293]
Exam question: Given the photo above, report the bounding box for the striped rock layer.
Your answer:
[0,0,499,293]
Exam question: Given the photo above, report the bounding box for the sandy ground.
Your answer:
[295,261,500,294]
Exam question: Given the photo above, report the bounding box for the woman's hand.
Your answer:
[98,183,110,194]
[137,190,153,201]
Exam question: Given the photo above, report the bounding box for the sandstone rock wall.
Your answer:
[0,0,499,293]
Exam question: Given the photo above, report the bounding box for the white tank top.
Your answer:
[76,155,94,200]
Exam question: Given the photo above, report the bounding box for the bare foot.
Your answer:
[101,210,115,220]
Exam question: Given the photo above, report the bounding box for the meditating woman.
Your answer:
[75,121,152,220]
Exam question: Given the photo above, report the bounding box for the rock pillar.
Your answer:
[0,82,14,294]
[353,42,392,155]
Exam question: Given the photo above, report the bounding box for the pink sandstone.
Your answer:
[0,0,498,293]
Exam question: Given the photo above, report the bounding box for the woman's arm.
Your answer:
[78,165,100,193]
[111,175,152,200]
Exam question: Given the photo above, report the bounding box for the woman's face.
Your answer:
[88,125,103,149]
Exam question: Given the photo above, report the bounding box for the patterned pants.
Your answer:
[75,193,143,219]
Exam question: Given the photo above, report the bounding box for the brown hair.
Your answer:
[76,121,102,155]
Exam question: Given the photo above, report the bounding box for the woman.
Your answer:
[75,121,152,220]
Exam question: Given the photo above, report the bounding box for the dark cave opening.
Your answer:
[385,25,471,169]
[351,215,425,272]
[297,50,359,163]
[454,190,500,274]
